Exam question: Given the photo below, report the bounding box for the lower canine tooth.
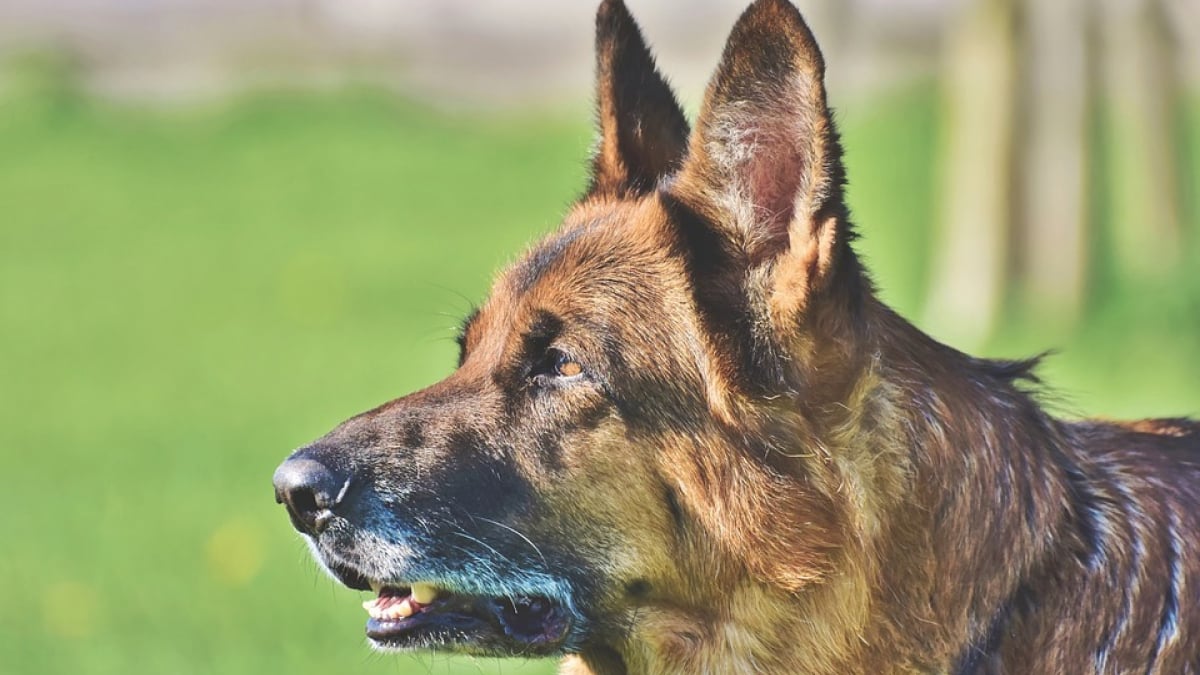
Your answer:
[410,583,438,604]
[396,599,414,618]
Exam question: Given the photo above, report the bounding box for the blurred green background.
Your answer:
[1,1,1198,673]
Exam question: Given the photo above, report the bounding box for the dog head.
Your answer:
[274,0,876,662]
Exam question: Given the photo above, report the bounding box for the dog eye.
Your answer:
[556,356,583,378]
[532,348,584,383]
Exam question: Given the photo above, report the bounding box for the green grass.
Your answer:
[0,82,1196,675]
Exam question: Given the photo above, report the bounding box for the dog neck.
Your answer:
[860,302,1083,670]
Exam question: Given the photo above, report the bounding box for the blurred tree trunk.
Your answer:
[1012,0,1090,327]
[1161,0,1200,88]
[924,0,1017,349]
[1096,0,1183,280]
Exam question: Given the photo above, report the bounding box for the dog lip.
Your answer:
[365,590,572,654]
[316,558,576,652]
[364,592,471,639]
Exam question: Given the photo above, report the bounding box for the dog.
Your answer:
[272,0,1200,672]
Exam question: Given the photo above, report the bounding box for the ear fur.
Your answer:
[658,0,862,596]
[670,0,851,324]
[587,0,690,198]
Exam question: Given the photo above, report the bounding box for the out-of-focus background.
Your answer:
[0,0,1196,673]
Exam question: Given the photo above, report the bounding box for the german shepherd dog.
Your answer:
[273,0,1200,672]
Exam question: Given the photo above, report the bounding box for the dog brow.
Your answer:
[522,310,564,354]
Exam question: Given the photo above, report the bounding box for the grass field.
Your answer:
[0,82,1197,674]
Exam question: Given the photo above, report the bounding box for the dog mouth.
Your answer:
[323,560,572,653]
[362,583,570,652]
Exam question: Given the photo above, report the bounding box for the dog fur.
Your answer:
[275,1,1200,673]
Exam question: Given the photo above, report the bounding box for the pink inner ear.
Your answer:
[738,122,808,255]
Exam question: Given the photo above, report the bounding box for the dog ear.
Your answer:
[669,0,853,326]
[586,0,690,198]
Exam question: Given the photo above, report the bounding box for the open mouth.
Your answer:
[358,581,572,654]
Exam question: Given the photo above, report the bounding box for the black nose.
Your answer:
[273,457,346,536]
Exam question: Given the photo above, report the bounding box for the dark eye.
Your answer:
[531,348,584,383]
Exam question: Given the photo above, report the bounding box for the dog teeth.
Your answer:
[362,584,438,621]
[369,580,382,593]
[362,597,416,620]
[410,583,438,604]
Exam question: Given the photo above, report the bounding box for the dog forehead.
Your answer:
[505,197,672,301]
[458,197,683,359]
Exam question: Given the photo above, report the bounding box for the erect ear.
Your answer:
[669,0,852,325]
[586,0,690,198]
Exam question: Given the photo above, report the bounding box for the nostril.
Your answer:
[289,485,320,515]
[272,457,346,536]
